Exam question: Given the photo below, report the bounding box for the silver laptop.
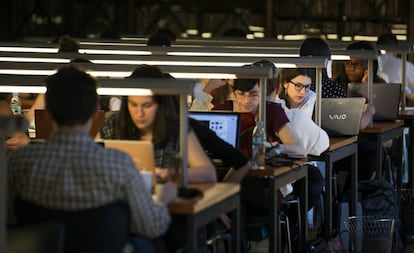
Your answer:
[347,83,401,121]
[321,98,366,136]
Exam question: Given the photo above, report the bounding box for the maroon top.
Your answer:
[213,100,290,156]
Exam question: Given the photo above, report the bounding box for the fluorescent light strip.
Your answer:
[0,57,69,63]
[91,60,247,67]
[167,52,298,57]
[97,87,153,96]
[0,86,46,93]
[169,73,236,79]
[331,55,351,60]
[0,69,56,75]
[79,49,151,55]
[0,47,57,53]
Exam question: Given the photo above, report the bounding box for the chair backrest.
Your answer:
[34,109,105,139]
[14,199,130,253]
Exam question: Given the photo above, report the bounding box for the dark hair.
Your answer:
[278,68,313,108]
[58,35,80,53]
[232,78,259,92]
[222,28,247,38]
[299,37,331,80]
[345,41,383,83]
[45,66,98,126]
[377,33,398,46]
[156,28,177,42]
[119,65,178,146]
[252,60,278,96]
[299,37,331,58]
[147,33,171,47]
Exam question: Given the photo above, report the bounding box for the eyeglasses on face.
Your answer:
[234,90,260,100]
[288,80,311,92]
[345,61,364,69]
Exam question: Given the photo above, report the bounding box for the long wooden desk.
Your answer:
[168,183,240,253]
[398,110,414,187]
[321,136,359,239]
[359,121,404,188]
[248,163,308,253]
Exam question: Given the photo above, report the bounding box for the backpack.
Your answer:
[358,179,404,253]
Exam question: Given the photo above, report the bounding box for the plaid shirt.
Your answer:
[8,130,170,238]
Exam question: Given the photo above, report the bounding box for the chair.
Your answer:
[14,199,131,253]
[7,222,63,253]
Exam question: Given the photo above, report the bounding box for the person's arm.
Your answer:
[26,94,45,127]
[360,103,375,129]
[277,122,306,156]
[124,157,176,238]
[222,163,251,183]
[6,132,30,152]
[187,131,217,183]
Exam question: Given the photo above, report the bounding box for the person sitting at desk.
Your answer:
[99,65,217,184]
[0,100,30,152]
[7,66,177,252]
[277,67,316,118]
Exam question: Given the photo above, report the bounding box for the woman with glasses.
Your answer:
[277,68,316,118]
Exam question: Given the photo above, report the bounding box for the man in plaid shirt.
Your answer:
[7,66,177,242]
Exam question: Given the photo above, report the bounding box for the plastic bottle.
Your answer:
[250,120,266,169]
[10,92,21,115]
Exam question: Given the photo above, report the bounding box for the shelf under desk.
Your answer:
[399,110,414,188]
[317,136,359,239]
[168,183,240,253]
[247,164,308,253]
[359,121,404,188]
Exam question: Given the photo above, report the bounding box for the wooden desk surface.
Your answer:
[247,161,306,177]
[168,182,239,215]
[359,120,404,134]
[328,136,358,151]
[399,109,414,119]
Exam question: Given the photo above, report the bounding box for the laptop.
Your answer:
[35,109,105,139]
[347,83,401,121]
[103,140,155,173]
[321,98,366,136]
[189,111,241,148]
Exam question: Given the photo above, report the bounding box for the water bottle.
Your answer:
[10,92,21,115]
[250,120,266,169]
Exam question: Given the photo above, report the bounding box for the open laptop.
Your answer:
[189,111,241,148]
[102,140,155,173]
[347,83,401,121]
[35,109,105,139]
[321,98,366,136]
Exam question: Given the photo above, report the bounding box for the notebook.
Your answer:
[35,109,105,139]
[347,83,401,121]
[189,111,241,148]
[103,140,155,173]
[321,98,366,136]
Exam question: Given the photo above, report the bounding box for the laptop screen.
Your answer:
[189,111,240,148]
[347,83,401,121]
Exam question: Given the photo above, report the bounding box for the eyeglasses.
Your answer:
[234,90,260,100]
[345,61,365,69]
[288,80,311,92]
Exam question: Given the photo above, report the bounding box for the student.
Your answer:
[277,68,315,118]
[213,78,306,156]
[7,66,177,252]
[377,33,414,105]
[0,100,30,152]
[334,41,386,88]
[299,38,375,129]
[299,37,347,98]
[99,65,217,184]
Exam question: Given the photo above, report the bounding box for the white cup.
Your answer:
[141,171,153,192]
